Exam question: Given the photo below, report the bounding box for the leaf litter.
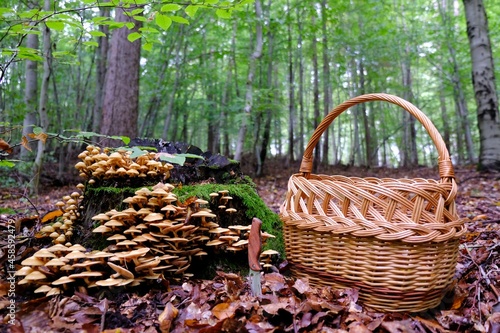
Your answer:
[0,165,499,332]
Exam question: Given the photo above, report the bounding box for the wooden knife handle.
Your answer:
[248,217,262,271]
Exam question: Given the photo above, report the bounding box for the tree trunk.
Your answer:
[312,15,321,172]
[463,0,500,170]
[101,7,142,147]
[296,5,305,160]
[33,0,52,194]
[321,0,331,165]
[92,4,110,140]
[21,0,39,160]
[286,0,295,166]
[234,0,263,161]
[401,58,418,167]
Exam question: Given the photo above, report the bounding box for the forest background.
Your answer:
[1,0,500,193]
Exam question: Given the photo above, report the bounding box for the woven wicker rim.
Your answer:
[299,93,456,187]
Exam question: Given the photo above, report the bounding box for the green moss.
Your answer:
[173,183,284,255]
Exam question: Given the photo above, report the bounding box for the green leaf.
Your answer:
[0,160,15,168]
[205,0,219,4]
[52,51,71,57]
[171,15,190,24]
[131,8,144,15]
[161,4,181,12]
[33,126,43,135]
[83,41,99,47]
[139,27,159,33]
[157,153,186,165]
[110,135,130,145]
[185,5,199,18]
[125,22,135,29]
[132,15,147,22]
[129,146,148,159]
[89,30,106,37]
[155,13,172,30]
[127,32,142,42]
[143,42,153,51]
[215,9,231,19]
[45,20,65,31]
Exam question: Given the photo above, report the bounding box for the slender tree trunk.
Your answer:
[401,58,418,167]
[321,0,331,165]
[463,0,500,170]
[256,2,273,177]
[312,15,321,172]
[101,7,142,147]
[21,1,39,160]
[234,0,263,161]
[92,4,109,139]
[286,0,295,166]
[162,27,185,140]
[296,5,305,159]
[33,0,52,194]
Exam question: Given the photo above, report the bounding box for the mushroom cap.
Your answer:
[95,278,124,287]
[231,239,249,247]
[93,225,112,233]
[34,249,56,259]
[261,249,280,256]
[135,257,161,271]
[194,199,208,205]
[209,192,219,197]
[25,271,47,281]
[108,262,134,279]
[72,260,101,269]
[135,223,148,230]
[209,227,230,234]
[46,287,62,296]
[67,244,86,252]
[21,257,46,266]
[206,239,225,246]
[144,213,164,222]
[40,225,55,233]
[142,233,159,242]
[124,226,141,234]
[225,208,237,213]
[69,271,103,279]
[127,247,150,257]
[107,234,127,241]
[45,258,67,267]
[116,240,138,247]
[65,250,87,260]
[191,211,216,218]
[34,285,52,293]
[151,188,169,196]
[14,267,34,276]
[52,276,75,285]
[104,220,124,228]
[87,251,114,259]
[136,208,153,215]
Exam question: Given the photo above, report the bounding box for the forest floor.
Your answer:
[0,159,499,332]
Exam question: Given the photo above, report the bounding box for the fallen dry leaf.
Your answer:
[159,302,178,333]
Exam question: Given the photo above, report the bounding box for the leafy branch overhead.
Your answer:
[0,0,255,81]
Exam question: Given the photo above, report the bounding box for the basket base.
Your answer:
[290,262,451,312]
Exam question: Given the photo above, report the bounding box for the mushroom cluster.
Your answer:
[39,188,84,244]
[18,182,276,294]
[75,145,173,182]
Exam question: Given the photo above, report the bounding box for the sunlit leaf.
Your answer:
[185,5,199,18]
[132,15,147,22]
[127,32,142,42]
[131,8,144,15]
[89,30,106,37]
[83,41,99,47]
[0,160,15,168]
[215,9,231,19]
[129,147,148,159]
[45,20,65,31]
[171,15,190,24]
[125,22,136,29]
[155,13,172,30]
[161,4,181,12]
[143,42,153,51]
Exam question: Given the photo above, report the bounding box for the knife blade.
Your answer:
[248,217,262,297]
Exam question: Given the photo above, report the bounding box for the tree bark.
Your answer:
[92,3,110,139]
[234,0,263,161]
[21,0,39,160]
[286,0,295,166]
[311,15,321,172]
[33,0,52,194]
[321,0,331,165]
[463,0,500,170]
[101,7,142,147]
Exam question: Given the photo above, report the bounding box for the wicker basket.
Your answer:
[280,93,466,312]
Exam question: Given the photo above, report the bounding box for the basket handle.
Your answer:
[299,93,455,181]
